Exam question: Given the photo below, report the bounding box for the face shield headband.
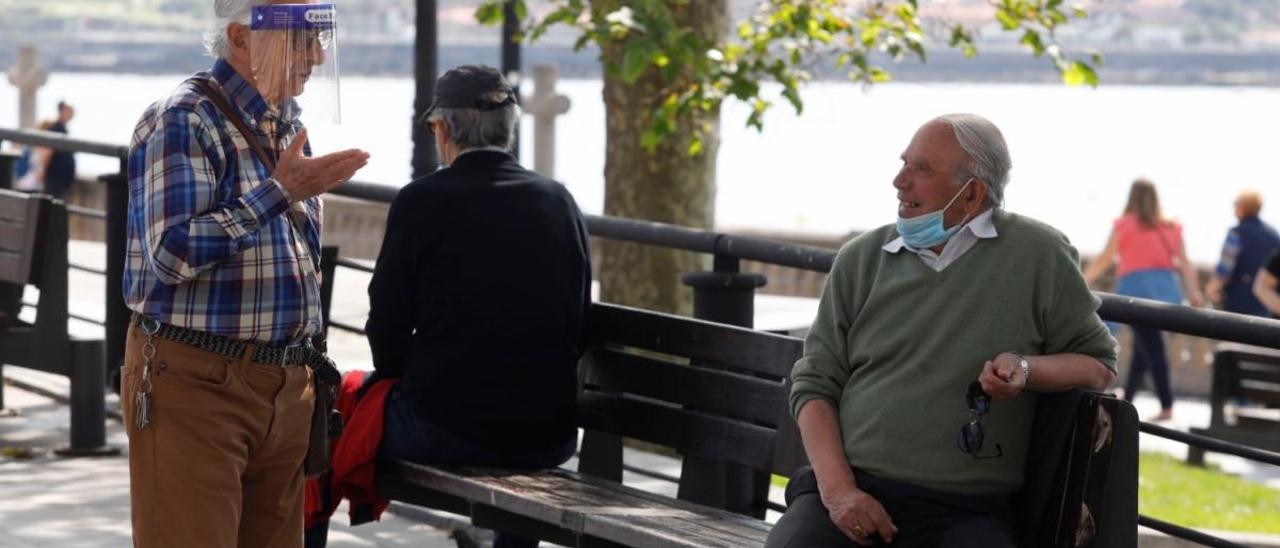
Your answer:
[250,3,341,123]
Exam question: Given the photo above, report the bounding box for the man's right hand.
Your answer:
[822,482,897,545]
[274,128,370,202]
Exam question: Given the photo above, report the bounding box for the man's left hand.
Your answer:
[979,353,1027,401]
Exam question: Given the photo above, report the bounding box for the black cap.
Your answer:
[417,65,516,125]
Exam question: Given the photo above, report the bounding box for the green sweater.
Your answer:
[790,210,1117,495]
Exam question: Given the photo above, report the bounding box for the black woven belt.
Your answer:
[137,316,323,368]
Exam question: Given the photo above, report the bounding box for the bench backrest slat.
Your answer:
[0,190,46,284]
[584,348,787,427]
[1238,361,1280,386]
[580,303,805,477]
[588,304,801,378]
[1216,348,1280,405]
[578,392,778,472]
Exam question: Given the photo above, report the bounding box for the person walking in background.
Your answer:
[1084,178,1203,421]
[1204,190,1280,316]
[43,100,77,199]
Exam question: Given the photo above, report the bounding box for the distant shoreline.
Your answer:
[5,39,1280,87]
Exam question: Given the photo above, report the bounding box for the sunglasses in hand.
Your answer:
[957,381,1003,459]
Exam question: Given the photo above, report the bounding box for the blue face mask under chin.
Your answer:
[896,179,974,249]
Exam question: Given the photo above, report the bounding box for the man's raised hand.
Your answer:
[274,128,370,202]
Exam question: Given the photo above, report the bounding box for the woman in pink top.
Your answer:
[1084,179,1203,421]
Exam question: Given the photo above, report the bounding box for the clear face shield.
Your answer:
[250,3,341,123]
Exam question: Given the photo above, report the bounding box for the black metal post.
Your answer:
[0,147,14,189]
[49,199,117,457]
[318,245,338,348]
[412,0,439,179]
[678,252,769,518]
[502,0,522,160]
[102,160,129,393]
[57,337,115,456]
[0,148,10,411]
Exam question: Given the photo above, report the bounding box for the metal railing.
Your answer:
[3,126,1278,546]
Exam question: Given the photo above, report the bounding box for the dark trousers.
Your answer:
[765,468,1017,548]
[1124,326,1175,410]
[306,381,575,548]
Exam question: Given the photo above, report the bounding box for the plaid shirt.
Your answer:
[124,59,323,345]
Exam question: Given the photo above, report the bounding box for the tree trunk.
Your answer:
[596,0,727,315]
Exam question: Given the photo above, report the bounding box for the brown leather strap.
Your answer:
[191,78,277,172]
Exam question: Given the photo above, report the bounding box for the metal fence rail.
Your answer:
[3,126,1278,547]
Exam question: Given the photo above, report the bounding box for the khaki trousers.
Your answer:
[122,323,315,548]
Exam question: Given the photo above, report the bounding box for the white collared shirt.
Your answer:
[456,146,511,159]
[882,208,998,272]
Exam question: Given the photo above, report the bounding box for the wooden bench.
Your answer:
[372,300,1139,547]
[0,188,111,454]
[1187,343,1280,465]
[378,302,801,547]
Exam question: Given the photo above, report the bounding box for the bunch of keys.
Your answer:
[135,320,160,430]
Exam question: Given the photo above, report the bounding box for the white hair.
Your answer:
[428,90,522,151]
[936,113,1012,208]
[203,0,269,59]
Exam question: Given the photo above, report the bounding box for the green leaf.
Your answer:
[781,86,803,113]
[687,134,704,156]
[475,2,503,25]
[621,43,654,82]
[1020,29,1046,56]
[640,128,663,153]
[1062,61,1098,87]
[995,9,1020,30]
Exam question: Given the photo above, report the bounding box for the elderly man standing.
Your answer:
[765,114,1117,548]
[121,1,368,547]
[1205,190,1280,316]
[361,65,591,548]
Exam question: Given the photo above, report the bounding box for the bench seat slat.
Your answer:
[589,303,802,378]
[577,391,777,471]
[382,462,770,548]
[585,348,787,427]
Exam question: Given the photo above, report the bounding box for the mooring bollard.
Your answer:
[679,252,771,518]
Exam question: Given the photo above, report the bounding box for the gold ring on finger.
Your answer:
[852,525,866,538]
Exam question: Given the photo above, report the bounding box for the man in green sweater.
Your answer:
[765,114,1117,548]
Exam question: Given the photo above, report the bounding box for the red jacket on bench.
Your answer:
[305,371,397,529]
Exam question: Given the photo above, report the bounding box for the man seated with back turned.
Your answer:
[765,113,1117,548]
[365,65,592,548]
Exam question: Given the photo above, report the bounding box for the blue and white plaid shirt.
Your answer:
[124,59,323,345]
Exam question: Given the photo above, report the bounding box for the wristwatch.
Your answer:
[1011,352,1031,387]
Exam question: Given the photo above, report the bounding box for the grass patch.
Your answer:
[1139,451,1280,533]
[769,453,1280,534]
